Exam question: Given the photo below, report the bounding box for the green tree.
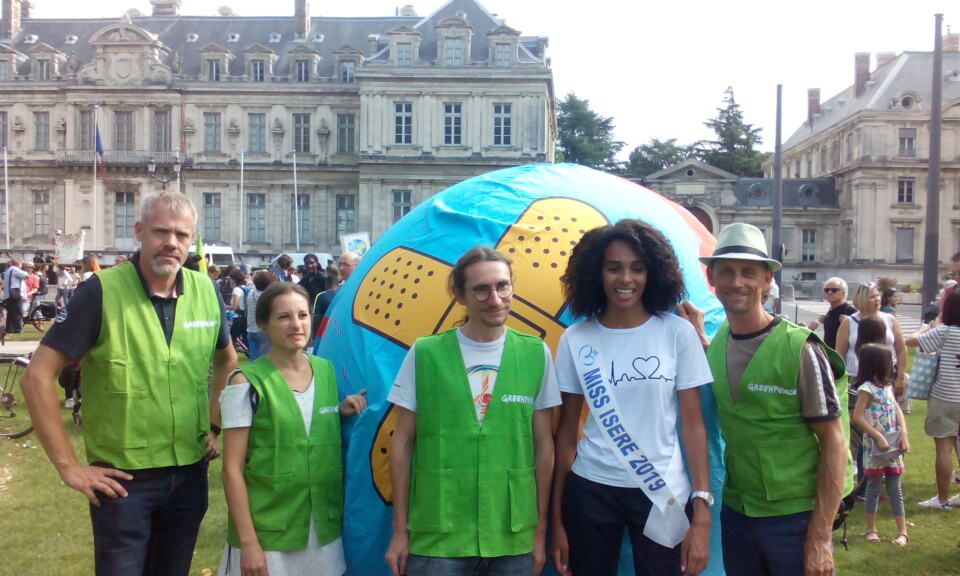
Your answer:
[697,87,766,176]
[625,138,691,178]
[556,93,624,171]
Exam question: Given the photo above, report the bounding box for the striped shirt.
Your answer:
[917,325,960,403]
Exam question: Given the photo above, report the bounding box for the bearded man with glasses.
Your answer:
[385,246,561,576]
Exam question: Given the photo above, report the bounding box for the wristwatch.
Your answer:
[691,490,714,508]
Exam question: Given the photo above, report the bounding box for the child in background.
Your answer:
[851,343,910,546]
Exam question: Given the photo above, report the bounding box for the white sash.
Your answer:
[566,321,690,547]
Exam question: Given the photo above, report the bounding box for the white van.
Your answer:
[189,244,237,267]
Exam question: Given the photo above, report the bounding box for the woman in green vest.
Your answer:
[218,282,367,576]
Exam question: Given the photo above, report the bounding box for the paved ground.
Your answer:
[0,339,39,357]
[781,299,925,338]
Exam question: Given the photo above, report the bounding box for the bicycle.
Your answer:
[0,353,33,439]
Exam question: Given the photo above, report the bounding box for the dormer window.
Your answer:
[444,37,464,66]
[494,43,512,67]
[207,59,221,81]
[340,61,354,83]
[397,42,412,66]
[186,33,199,43]
[227,33,240,43]
[35,59,50,80]
[312,34,325,43]
[65,35,78,45]
[296,59,311,81]
[269,33,282,43]
[24,35,38,44]
[250,59,265,82]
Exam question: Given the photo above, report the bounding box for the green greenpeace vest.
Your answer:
[227,354,343,550]
[80,263,221,469]
[707,319,853,517]
[409,327,544,557]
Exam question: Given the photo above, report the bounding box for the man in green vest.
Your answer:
[21,191,237,576]
[385,246,561,576]
[696,223,851,576]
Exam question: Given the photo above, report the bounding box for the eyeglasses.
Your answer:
[469,281,513,302]
[824,287,841,293]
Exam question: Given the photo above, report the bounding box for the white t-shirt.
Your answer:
[556,313,713,489]
[388,328,561,421]
[231,285,247,312]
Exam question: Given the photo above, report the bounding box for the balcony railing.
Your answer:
[57,150,182,166]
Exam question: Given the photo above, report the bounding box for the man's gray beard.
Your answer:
[151,261,182,276]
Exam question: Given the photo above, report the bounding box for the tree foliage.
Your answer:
[625,138,691,178]
[696,87,766,176]
[556,93,624,171]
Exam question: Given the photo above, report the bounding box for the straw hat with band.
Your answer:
[699,223,781,272]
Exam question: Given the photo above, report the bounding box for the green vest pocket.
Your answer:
[508,466,537,532]
[246,470,296,531]
[408,468,453,533]
[758,436,819,501]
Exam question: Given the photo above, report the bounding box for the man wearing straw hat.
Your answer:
[697,223,852,576]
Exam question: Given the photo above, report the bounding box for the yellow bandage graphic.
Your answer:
[363,198,609,504]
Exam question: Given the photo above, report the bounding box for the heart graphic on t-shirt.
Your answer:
[632,356,661,379]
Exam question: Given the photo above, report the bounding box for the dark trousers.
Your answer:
[720,505,811,576]
[561,471,689,576]
[90,460,208,576]
[4,294,22,333]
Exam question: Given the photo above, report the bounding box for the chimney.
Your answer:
[944,32,960,52]
[19,0,29,19]
[876,52,896,68]
[854,52,870,97]
[295,0,310,39]
[150,0,182,17]
[368,34,380,56]
[807,88,821,126]
[1,0,21,39]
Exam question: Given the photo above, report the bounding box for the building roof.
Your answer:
[785,51,960,148]
[0,0,547,79]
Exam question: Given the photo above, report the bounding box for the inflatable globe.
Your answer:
[315,163,727,575]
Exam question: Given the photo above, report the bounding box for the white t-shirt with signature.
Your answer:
[556,314,712,488]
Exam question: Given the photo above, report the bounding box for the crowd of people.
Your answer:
[11,189,960,576]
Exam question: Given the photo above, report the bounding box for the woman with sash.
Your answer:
[551,219,713,576]
[218,282,367,576]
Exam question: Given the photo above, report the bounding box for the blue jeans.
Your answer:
[720,505,811,576]
[89,459,208,576]
[561,471,689,576]
[405,553,532,576]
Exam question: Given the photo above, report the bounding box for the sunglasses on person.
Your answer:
[469,281,513,302]
[824,287,842,293]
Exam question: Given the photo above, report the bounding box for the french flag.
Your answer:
[95,125,104,167]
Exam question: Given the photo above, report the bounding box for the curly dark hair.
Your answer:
[561,218,686,318]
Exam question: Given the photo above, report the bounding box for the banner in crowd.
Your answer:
[54,229,85,263]
[315,163,727,576]
[341,232,370,258]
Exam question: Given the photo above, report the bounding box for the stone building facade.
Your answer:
[765,39,960,286]
[0,0,554,263]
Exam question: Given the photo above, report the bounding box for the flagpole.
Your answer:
[3,146,9,250]
[92,105,99,250]
[239,149,244,253]
[292,150,300,252]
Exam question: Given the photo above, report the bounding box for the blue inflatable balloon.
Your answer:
[315,163,727,575]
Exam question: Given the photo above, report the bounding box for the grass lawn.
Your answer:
[3,356,960,575]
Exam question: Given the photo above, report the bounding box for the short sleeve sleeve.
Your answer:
[534,342,562,410]
[220,379,255,429]
[916,325,947,354]
[555,331,583,395]
[387,344,418,412]
[797,339,841,421]
[674,318,713,391]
